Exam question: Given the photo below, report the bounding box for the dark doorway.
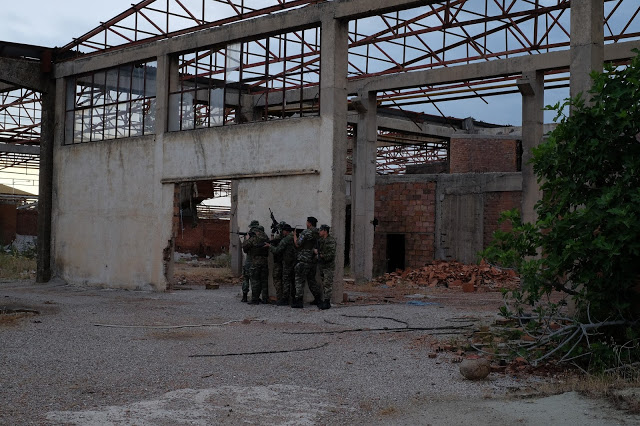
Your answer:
[344,204,351,267]
[386,234,405,272]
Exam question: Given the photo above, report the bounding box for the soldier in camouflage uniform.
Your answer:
[242,221,270,304]
[292,216,322,308]
[269,222,286,303]
[266,223,296,306]
[315,224,337,310]
[240,220,260,302]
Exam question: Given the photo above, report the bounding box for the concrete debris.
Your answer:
[371,260,519,292]
[459,358,491,380]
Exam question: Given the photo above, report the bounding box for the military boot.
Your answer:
[241,292,248,303]
[310,296,322,306]
[276,298,289,306]
[291,298,304,308]
[319,299,331,310]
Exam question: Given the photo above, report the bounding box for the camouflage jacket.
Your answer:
[270,233,284,262]
[242,228,269,261]
[270,233,296,265]
[317,235,337,266]
[296,227,318,263]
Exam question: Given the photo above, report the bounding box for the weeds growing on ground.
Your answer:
[0,252,36,280]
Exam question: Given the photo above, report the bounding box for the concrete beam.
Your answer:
[520,70,544,224]
[0,82,15,92]
[0,143,40,155]
[354,40,640,94]
[351,91,377,282]
[348,112,456,139]
[319,16,349,301]
[229,181,243,277]
[36,77,56,282]
[0,57,44,92]
[570,0,604,103]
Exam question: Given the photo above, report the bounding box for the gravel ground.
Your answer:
[1,279,638,425]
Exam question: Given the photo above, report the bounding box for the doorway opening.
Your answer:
[386,234,405,272]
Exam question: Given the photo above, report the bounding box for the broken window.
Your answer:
[168,25,321,131]
[64,60,157,144]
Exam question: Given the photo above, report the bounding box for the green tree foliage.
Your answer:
[482,51,640,370]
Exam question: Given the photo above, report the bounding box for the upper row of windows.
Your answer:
[64,28,321,145]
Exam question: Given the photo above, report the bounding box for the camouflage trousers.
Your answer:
[282,261,295,302]
[250,257,269,302]
[242,257,252,294]
[294,261,321,300]
[319,262,335,301]
[272,261,283,300]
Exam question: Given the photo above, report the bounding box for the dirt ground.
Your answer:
[1,262,639,425]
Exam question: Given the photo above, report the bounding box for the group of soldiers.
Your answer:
[240,216,337,309]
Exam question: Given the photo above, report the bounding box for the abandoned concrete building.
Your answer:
[1,0,639,301]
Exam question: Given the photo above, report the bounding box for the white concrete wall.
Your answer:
[51,115,336,291]
[162,118,322,179]
[51,135,174,290]
[237,176,321,231]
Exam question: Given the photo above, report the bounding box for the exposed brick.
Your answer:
[450,138,519,173]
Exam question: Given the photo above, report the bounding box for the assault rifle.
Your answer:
[231,231,254,237]
[269,208,280,235]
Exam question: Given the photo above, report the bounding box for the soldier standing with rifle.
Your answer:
[315,224,336,310]
[265,223,296,306]
[239,220,260,302]
[269,221,286,304]
[291,216,322,308]
[242,221,270,305]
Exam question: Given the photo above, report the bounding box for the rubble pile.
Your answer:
[372,260,520,292]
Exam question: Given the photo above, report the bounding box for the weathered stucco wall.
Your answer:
[51,135,174,290]
[162,118,322,180]
[51,116,336,291]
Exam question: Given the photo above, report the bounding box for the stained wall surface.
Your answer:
[51,113,335,290]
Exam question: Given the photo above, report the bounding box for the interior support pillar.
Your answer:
[570,0,604,105]
[352,92,377,282]
[229,181,243,276]
[154,54,173,288]
[320,16,348,301]
[36,78,56,283]
[518,70,545,225]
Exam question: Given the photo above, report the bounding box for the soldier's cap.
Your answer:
[249,220,260,228]
[258,225,265,231]
[319,224,330,232]
[307,216,318,226]
[278,221,287,227]
[282,224,293,232]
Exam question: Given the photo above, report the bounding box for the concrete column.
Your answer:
[36,78,56,283]
[570,0,604,104]
[518,70,544,225]
[154,54,174,288]
[229,181,243,276]
[351,92,377,282]
[320,16,348,301]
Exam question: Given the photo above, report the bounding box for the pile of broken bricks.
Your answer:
[371,259,520,292]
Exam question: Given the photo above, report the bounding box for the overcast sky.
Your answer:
[0,1,134,48]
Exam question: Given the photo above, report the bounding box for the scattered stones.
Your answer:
[459,358,491,380]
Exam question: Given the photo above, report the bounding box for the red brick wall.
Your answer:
[373,181,436,274]
[175,217,230,257]
[450,137,519,173]
[483,191,522,247]
[0,204,17,245]
[16,210,38,236]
